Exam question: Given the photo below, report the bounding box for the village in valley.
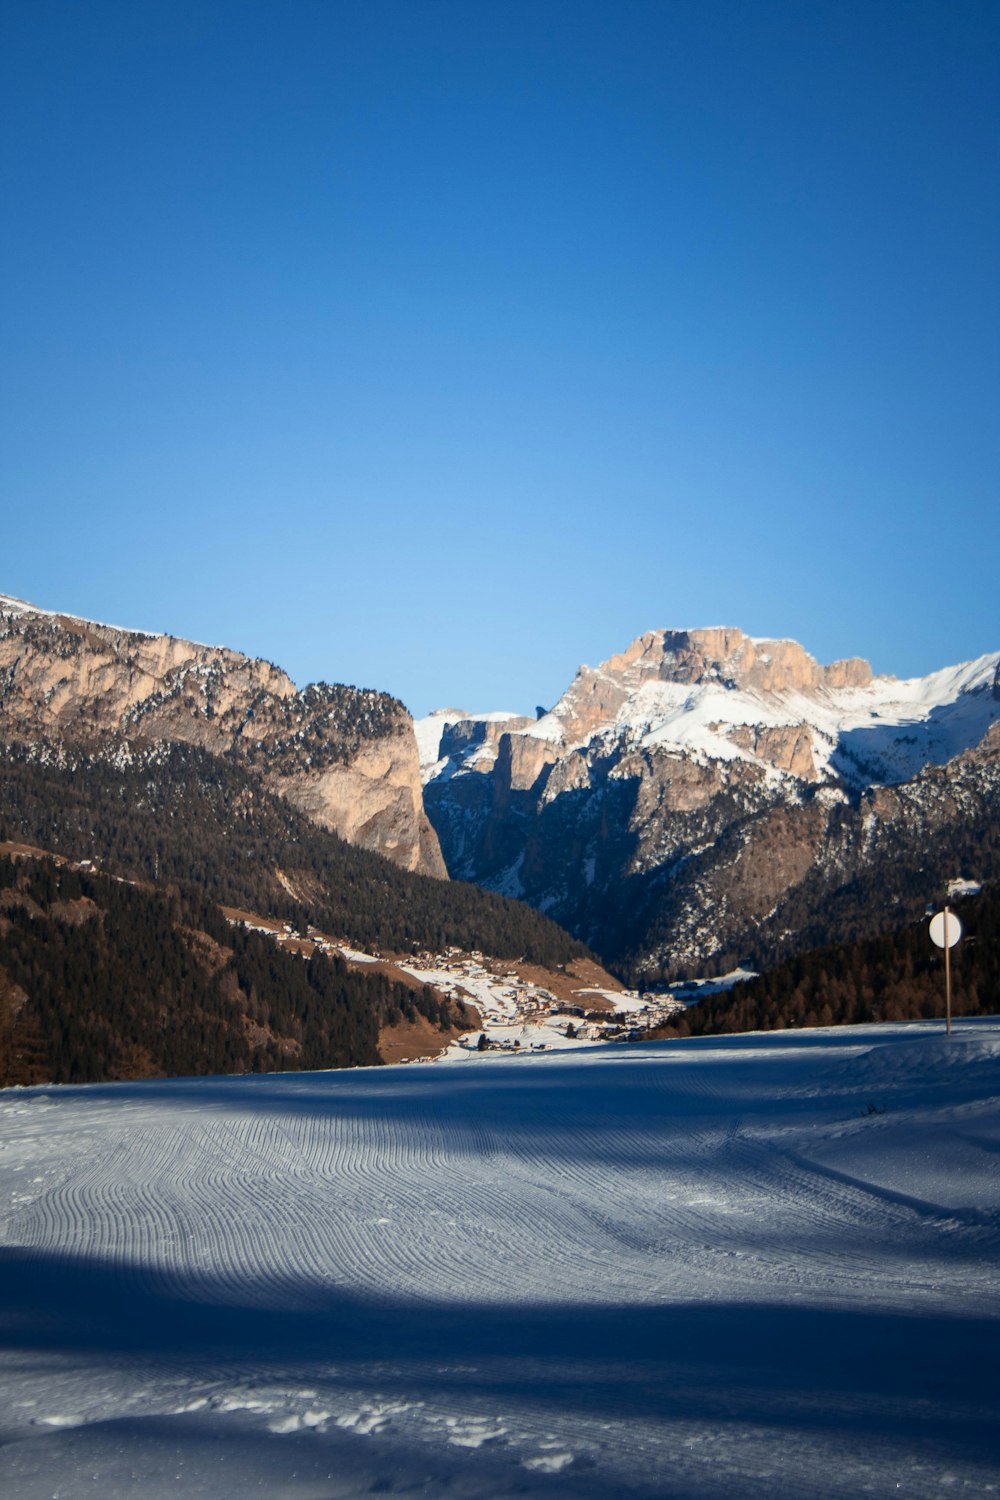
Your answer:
[222,906,690,1063]
[386,949,691,1062]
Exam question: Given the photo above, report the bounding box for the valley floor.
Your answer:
[1,1022,999,1497]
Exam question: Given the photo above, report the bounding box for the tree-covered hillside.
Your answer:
[0,853,471,1087]
[659,886,998,1038]
[0,739,591,967]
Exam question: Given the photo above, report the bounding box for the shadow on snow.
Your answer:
[2,1244,998,1464]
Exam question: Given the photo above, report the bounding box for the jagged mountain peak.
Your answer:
[530,627,878,749]
[513,628,998,773]
[417,628,1000,790]
[0,590,295,689]
[598,626,873,695]
[421,626,1000,977]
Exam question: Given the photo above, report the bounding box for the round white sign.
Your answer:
[929,910,962,949]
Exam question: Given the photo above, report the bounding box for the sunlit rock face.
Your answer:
[0,595,445,878]
[420,628,1000,979]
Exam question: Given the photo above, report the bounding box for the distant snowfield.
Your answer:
[417,649,1000,789]
[2,1022,999,1498]
[591,651,1000,784]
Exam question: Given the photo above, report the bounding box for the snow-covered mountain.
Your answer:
[420,628,1000,979]
[421,628,1000,791]
[4,593,998,983]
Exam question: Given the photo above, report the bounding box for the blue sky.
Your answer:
[2,0,997,716]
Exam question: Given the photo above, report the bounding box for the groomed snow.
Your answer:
[2,1021,999,1497]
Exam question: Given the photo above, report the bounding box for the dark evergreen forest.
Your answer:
[659,886,998,1038]
[0,740,590,967]
[0,853,467,1087]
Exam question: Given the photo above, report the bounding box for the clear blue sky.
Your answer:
[3,0,997,716]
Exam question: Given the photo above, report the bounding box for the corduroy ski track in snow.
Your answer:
[1,1021,999,1497]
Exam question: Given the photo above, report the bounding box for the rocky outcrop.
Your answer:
[544,662,632,745]
[549,629,872,734]
[0,596,445,878]
[283,734,447,876]
[725,724,818,779]
[495,732,560,800]
[655,628,872,695]
[424,626,1000,979]
[436,715,536,774]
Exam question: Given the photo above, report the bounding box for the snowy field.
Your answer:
[2,1021,999,1498]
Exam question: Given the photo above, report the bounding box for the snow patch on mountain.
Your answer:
[413,710,465,774]
[414,709,526,783]
[597,654,1000,784]
[425,641,1000,789]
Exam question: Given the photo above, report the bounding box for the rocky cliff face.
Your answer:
[422,627,1000,978]
[0,596,445,878]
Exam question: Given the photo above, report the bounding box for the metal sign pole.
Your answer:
[929,904,961,1036]
[943,904,952,1037]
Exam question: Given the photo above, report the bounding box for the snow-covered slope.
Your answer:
[419,633,1000,789]
[421,629,1000,977]
[596,650,1000,785]
[2,1023,999,1497]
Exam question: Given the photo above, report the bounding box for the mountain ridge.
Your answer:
[421,626,999,782]
[0,591,444,877]
[4,593,998,988]
[420,626,1000,980]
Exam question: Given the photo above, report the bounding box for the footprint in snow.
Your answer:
[267,1414,302,1435]
[523,1452,575,1473]
[442,1416,508,1449]
[335,1400,414,1437]
[265,1406,331,1434]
